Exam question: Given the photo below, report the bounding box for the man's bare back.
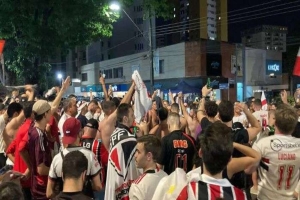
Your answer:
[97,114,117,151]
[186,118,200,139]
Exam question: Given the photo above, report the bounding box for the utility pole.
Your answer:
[148,8,154,93]
[0,54,4,86]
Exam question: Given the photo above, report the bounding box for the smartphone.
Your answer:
[102,74,106,78]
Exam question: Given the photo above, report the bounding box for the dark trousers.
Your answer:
[22,187,32,200]
[0,153,7,169]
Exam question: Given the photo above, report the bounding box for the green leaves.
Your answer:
[0,0,171,87]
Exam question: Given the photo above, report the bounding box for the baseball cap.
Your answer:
[62,117,81,145]
[33,100,51,115]
[85,118,99,130]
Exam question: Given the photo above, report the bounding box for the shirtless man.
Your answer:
[147,100,159,130]
[4,78,70,149]
[178,92,200,139]
[149,107,169,138]
[170,103,187,131]
[3,86,34,149]
[97,76,136,151]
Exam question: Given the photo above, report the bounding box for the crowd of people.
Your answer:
[0,73,299,200]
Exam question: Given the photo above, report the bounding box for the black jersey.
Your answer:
[157,130,196,175]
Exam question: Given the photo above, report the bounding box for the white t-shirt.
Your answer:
[85,111,93,120]
[253,134,300,200]
[252,110,268,127]
[233,114,247,124]
[0,115,6,153]
[129,168,167,200]
[49,146,101,179]
[57,113,71,138]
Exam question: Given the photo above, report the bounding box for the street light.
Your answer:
[109,2,155,92]
[57,73,63,80]
[109,2,120,11]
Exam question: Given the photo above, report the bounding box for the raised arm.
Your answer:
[178,92,190,120]
[107,82,136,122]
[50,76,70,114]
[227,142,261,178]
[237,103,262,142]
[99,75,110,101]
[197,85,212,122]
[168,90,175,105]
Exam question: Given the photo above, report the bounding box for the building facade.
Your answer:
[241,25,288,52]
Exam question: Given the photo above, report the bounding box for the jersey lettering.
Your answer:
[174,154,187,172]
[173,140,188,148]
[277,165,295,190]
[82,142,91,149]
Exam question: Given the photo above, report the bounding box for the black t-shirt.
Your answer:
[54,191,92,200]
[157,130,196,175]
[231,128,249,158]
[292,122,300,138]
[200,117,212,132]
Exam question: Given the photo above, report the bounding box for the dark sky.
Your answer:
[228,0,300,43]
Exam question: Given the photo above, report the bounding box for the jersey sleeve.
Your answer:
[90,152,101,177]
[252,139,263,155]
[48,157,58,179]
[129,183,145,200]
[6,139,17,155]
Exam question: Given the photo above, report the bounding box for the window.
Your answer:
[104,69,113,79]
[82,73,88,81]
[101,41,104,47]
[101,54,104,61]
[108,41,111,48]
[159,60,164,74]
[113,67,123,78]
[108,54,111,59]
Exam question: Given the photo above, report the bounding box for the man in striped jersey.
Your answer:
[181,122,247,200]
[129,135,167,200]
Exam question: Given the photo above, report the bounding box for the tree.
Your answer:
[0,0,119,88]
[0,0,172,90]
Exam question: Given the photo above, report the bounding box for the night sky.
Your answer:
[228,0,300,43]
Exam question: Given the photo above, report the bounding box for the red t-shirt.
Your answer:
[48,116,59,150]
[6,119,32,188]
[27,125,52,199]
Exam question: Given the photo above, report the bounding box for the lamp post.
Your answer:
[110,2,154,92]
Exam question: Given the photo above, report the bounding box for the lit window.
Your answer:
[218,17,221,20]
[174,14,176,18]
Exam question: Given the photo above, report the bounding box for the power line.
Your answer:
[155,0,298,33]
[49,3,299,66]
[154,0,282,30]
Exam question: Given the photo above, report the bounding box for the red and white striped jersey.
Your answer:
[186,174,247,200]
[129,168,167,200]
[253,134,300,200]
[104,125,141,200]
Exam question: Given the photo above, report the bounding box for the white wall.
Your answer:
[81,43,186,86]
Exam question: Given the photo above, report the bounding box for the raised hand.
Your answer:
[61,76,71,91]
[99,75,105,85]
[201,85,212,97]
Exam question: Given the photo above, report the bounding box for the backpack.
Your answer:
[59,151,94,198]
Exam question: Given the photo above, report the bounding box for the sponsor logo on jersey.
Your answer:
[270,139,300,151]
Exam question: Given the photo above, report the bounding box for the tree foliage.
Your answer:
[0,0,119,87]
[0,0,172,89]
